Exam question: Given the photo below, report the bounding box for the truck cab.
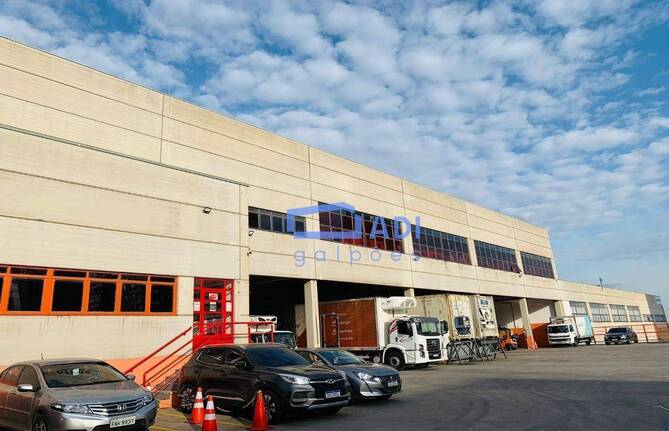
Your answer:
[547,316,594,346]
[384,316,443,369]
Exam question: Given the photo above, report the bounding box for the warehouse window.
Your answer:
[520,252,555,278]
[474,241,520,273]
[644,314,654,322]
[318,203,404,252]
[589,303,610,322]
[655,314,667,323]
[0,264,177,315]
[8,278,44,311]
[249,207,306,234]
[569,301,588,315]
[610,304,628,322]
[52,280,84,312]
[626,306,642,322]
[411,225,470,264]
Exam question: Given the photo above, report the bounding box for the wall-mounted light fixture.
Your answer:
[248,230,255,236]
[202,207,212,214]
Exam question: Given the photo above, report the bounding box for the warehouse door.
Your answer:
[193,278,234,346]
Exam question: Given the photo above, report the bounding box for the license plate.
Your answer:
[324,390,340,399]
[387,380,399,387]
[110,416,136,428]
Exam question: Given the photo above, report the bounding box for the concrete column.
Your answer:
[519,298,538,350]
[234,184,250,342]
[514,249,524,274]
[467,238,478,266]
[304,280,321,348]
[404,288,415,297]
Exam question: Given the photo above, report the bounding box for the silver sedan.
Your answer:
[0,359,156,431]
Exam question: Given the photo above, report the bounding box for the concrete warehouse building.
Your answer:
[0,37,666,368]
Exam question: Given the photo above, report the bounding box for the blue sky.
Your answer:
[1,0,668,305]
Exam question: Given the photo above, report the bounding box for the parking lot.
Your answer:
[154,343,669,431]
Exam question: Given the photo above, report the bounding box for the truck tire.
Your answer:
[572,339,578,347]
[585,339,591,345]
[385,351,405,370]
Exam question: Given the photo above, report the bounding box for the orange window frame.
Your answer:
[0,265,177,316]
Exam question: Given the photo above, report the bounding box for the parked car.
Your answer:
[296,348,401,402]
[177,344,350,424]
[604,327,639,344]
[0,359,156,431]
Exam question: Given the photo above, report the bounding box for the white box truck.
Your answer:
[295,297,444,370]
[547,315,594,346]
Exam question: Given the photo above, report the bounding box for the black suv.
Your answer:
[604,327,639,344]
[177,344,350,423]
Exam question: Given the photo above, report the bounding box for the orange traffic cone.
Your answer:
[250,390,270,431]
[190,387,205,425]
[202,396,218,431]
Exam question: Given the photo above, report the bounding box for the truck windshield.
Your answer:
[548,325,569,334]
[413,319,441,336]
[608,328,627,334]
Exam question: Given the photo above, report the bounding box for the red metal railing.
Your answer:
[592,323,669,343]
[124,321,275,391]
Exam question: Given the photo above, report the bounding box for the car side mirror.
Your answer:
[17,384,36,392]
[235,361,252,370]
[126,374,136,381]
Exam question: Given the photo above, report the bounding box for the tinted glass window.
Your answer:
[412,225,470,264]
[198,348,226,366]
[520,252,555,278]
[8,279,44,311]
[18,366,41,390]
[245,347,310,367]
[225,350,245,365]
[150,285,173,312]
[121,283,146,312]
[40,362,126,388]
[88,282,116,312]
[318,350,363,365]
[397,320,412,336]
[0,365,24,386]
[52,280,84,312]
[475,241,519,272]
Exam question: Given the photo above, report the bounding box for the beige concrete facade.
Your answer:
[0,38,665,365]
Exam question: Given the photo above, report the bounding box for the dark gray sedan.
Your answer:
[297,349,401,401]
[0,359,156,431]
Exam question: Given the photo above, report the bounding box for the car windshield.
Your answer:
[413,318,441,336]
[608,328,628,334]
[40,362,127,388]
[318,350,364,365]
[274,332,297,348]
[246,347,311,367]
[548,325,569,333]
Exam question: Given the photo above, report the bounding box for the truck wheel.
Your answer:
[585,339,591,345]
[572,339,578,347]
[385,351,405,370]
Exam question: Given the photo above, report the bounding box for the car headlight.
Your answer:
[355,372,381,383]
[279,374,310,385]
[51,403,92,414]
[143,392,154,405]
[620,335,627,339]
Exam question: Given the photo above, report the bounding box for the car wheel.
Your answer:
[634,338,639,343]
[385,351,405,371]
[178,384,196,413]
[626,338,631,344]
[33,414,48,431]
[258,389,283,424]
[605,342,610,345]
